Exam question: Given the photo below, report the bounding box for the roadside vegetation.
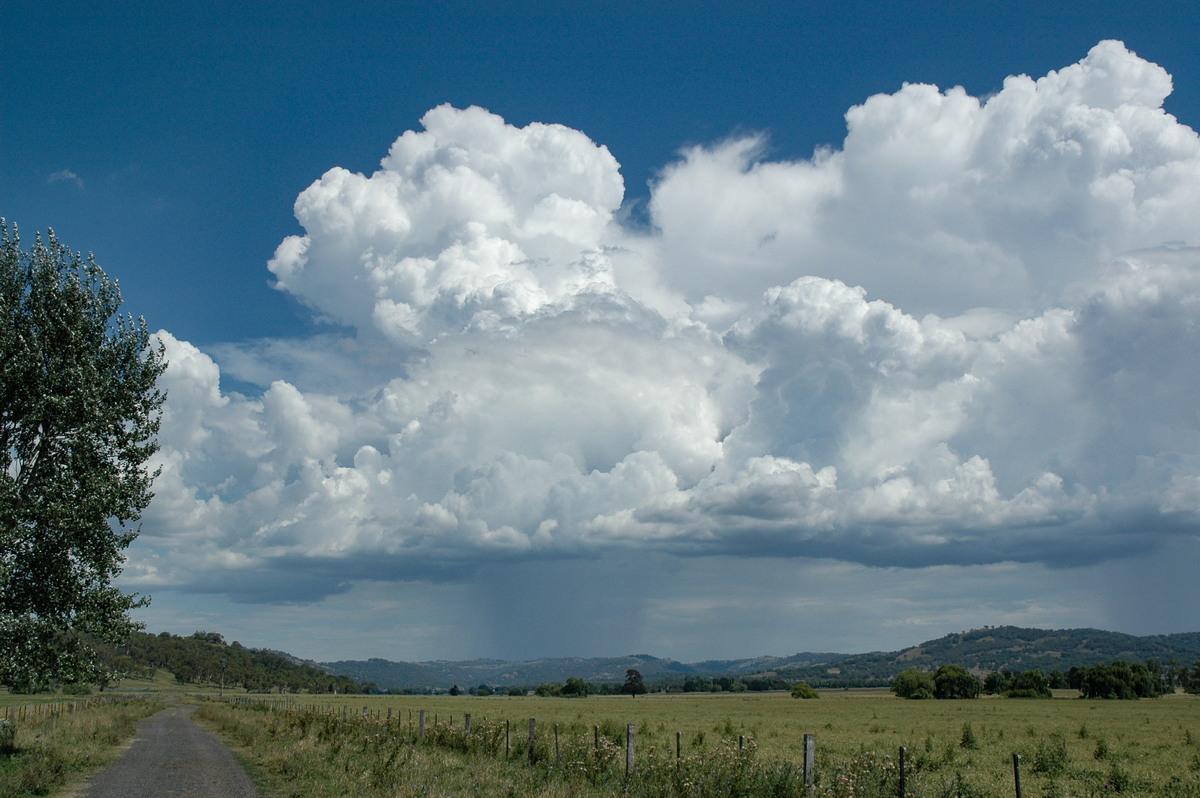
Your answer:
[0,695,160,797]
[197,689,1200,797]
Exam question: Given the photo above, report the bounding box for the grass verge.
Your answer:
[0,697,161,797]
[198,691,1200,797]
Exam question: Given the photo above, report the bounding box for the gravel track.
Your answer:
[74,701,260,798]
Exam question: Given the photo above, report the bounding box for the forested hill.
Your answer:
[320,652,848,693]
[98,631,373,693]
[100,626,1200,693]
[321,627,1200,691]
[771,627,1200,686]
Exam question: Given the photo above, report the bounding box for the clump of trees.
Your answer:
[1184,662,1200,695]
[892,665,982,699]
[1068,661,1169,699]
[901,659,1173,701]
[891,669,935,699]
[534,676,592,697]
[675,675,793,693]
[983,669,1054,698]
[95,631,373,694]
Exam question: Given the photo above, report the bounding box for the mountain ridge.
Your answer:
[317,626,1200,691]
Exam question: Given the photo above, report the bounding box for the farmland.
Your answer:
[196,688,1200,797]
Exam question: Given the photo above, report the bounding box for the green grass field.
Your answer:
[197,688,1200,797]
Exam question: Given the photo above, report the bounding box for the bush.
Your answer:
[960,722,980,750]
[0,718,14,755]
[791,683,820,699]
[933,665,982,699]
[891,669,935,699]
[1031,732,1069,776]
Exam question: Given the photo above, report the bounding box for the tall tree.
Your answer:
[933,664,983,699]
[622,668,647,697]
[0,221,166,691]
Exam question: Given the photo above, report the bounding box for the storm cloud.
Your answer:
[128,42,1200,654]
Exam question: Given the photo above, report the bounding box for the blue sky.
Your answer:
[5,1,1200,663]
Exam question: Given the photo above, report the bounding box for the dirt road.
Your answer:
[73,701,260,798]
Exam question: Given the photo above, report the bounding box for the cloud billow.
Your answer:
[133,41,1200,602]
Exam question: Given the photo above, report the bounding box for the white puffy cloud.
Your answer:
[268,104,625,343]
[650,40,1200,317]
[136,42,1200,613]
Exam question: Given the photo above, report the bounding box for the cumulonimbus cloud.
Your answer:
[129,41,1200,601]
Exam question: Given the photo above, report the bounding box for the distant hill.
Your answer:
[96,630,373,693]
[318,652,822,692]
[772,626,1200,686]
[319,627,1200,691]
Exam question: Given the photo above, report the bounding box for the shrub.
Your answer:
[959,722,980,750]
[791,683,820,699]
[1031,732,1069,776]
[933,665,982,699]
[0,718,14,755]
[891,670,935,699]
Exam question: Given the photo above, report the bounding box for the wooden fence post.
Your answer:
[528,718,537,763]
[1013,753,1023,798]
[505,720,510,758]
[626,724,636,776]
[594,724,599,751]
[804,733,815,790]
[555,723,560,763]
[465,713,472,733]
[676,730,682,763]
[899,746,906,798]
[419,710,426,741]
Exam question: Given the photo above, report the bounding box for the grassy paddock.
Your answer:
[0,696,161,798]
[202,690,1200,796]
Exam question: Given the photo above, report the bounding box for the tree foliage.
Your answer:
[790,682,819,699]
[933,664,983,699]
[94,630,373,693]
[560,676,589,697]
[1072,660,1168,699]
[622,668,647,697]
[891,669,935,699]
[0,222,166,691]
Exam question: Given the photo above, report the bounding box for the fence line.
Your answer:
[207,695,1041,797]
[1,693,150,723]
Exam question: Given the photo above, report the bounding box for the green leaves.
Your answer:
[0,220,166,690]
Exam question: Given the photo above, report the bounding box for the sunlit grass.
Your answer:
[200,689,1200,796]
[0,696,161,798]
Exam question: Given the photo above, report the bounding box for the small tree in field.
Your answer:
[791,683,819,699]
[891,669,935,699]
[934,664,983,699]
[560,676,589,697]
[0,221,166,691]
[622,668,647,697]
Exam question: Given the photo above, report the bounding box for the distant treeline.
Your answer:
[772,626,1200,687]
[97,631,374,694]
[419,674,805,698]
[894,659,1196,700]
[486,661,1200,701]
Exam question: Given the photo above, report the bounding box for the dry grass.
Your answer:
[0,696,161,798]
[198,689,1200,796]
